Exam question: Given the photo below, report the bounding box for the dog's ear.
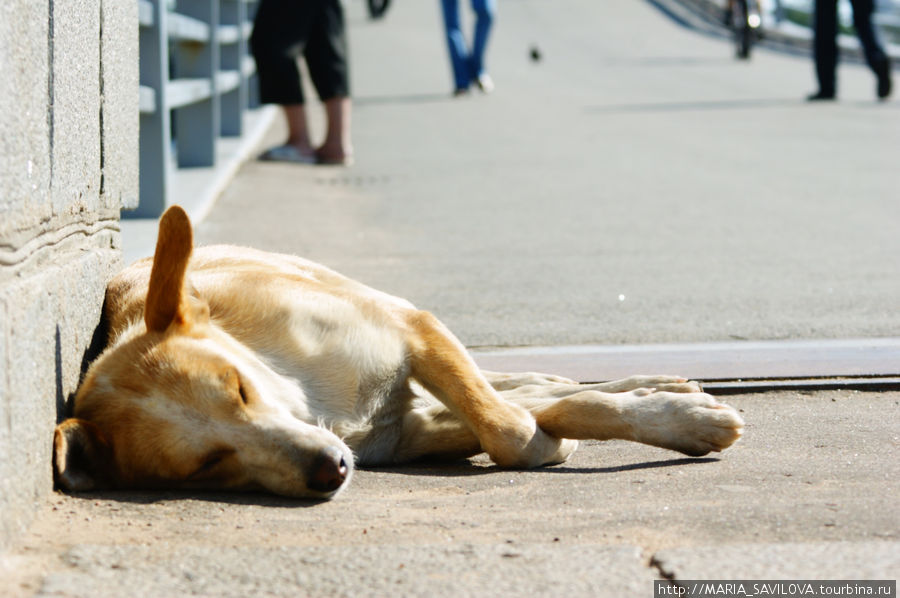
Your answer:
[53,419,115,492]
[145,205,194,332]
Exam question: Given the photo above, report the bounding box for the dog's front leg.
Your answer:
[405,311,576,467]
[517,389,744,456]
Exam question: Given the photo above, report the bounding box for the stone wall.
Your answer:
[0,0,137,549]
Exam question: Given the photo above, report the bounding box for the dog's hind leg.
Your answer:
[388,403,482,463]
[405,311,576,468]
[482,370,577,391]
[498,376,703,401]
[581,376,702,394]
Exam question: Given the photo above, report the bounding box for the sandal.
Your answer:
[259,144,317,164]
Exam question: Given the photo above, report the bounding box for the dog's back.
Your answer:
[105,245,415,339]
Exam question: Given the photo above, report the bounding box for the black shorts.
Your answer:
[250,0,350,105]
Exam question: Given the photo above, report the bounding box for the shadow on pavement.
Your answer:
[59,489,331,508]
[355,92,453,106]
[363,456,720,477]
[587,98,798,114]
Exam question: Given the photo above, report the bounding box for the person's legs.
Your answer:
[305,0,353,163]
[849,0,887,68]
[469,0,495,80]
[849,0,892,98]
[811,0,838,98]
[440,0,472,92]
[251,0,316,157]
[281,105,314,155]
[318,97,352,164]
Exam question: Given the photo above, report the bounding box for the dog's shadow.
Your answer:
[66,489,335,508]
[368,456,720,477]
[62,457,719,507]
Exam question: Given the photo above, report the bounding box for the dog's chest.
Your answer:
[188,260,415,431]
[229,288,411,425]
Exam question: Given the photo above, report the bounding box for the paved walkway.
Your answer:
[4,1,899,596]
[197,0,900,348]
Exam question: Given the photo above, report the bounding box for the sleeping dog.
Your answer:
[54,206,743,498]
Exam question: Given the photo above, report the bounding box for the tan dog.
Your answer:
[53,206,743,499]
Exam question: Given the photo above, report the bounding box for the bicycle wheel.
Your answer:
[367,0,391,19]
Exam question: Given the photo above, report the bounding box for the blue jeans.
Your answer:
[440,0,496,90]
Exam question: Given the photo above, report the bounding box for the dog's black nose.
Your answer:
[307,446,348,493]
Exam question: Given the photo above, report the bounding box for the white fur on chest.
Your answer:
[232,286,412,435]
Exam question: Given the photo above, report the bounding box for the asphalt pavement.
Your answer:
[198,0,900,348]
[3,1,899,596]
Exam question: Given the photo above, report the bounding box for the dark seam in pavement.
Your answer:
[650,553,678,583]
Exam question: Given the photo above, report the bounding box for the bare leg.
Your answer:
[317,96,353,164]
[282,104,315,156]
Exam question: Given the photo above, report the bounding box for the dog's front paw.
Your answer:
[481,414,578,468]
[511,432,577,467]
[542,437,578,465]
[624,391,744,456]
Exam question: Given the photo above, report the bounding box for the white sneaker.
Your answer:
[476,74,494,94]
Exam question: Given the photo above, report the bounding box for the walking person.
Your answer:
[439,0,497,96]
[251,0,353,165]
[808,0,892,101]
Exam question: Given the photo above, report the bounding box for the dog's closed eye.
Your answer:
[190,449,234,478]
[223,368,250,406]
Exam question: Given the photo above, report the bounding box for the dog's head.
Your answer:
[53,206,353,499]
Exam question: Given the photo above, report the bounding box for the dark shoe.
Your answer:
[875,60,892,100]
[806,90,836,101]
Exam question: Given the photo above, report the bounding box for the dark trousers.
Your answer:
[250,0,349,105]
[813,0,888,93]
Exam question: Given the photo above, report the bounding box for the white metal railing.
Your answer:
[135,0,260,218]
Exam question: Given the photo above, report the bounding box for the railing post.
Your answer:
[246,1,260,109]
[220,0,244,137]
[134,0,261,217]
[173,0,219,167]
[136,0,171,218]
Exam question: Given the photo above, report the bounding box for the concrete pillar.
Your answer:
[0,0,137,550]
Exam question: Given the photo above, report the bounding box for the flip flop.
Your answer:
[259,144,316,164]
